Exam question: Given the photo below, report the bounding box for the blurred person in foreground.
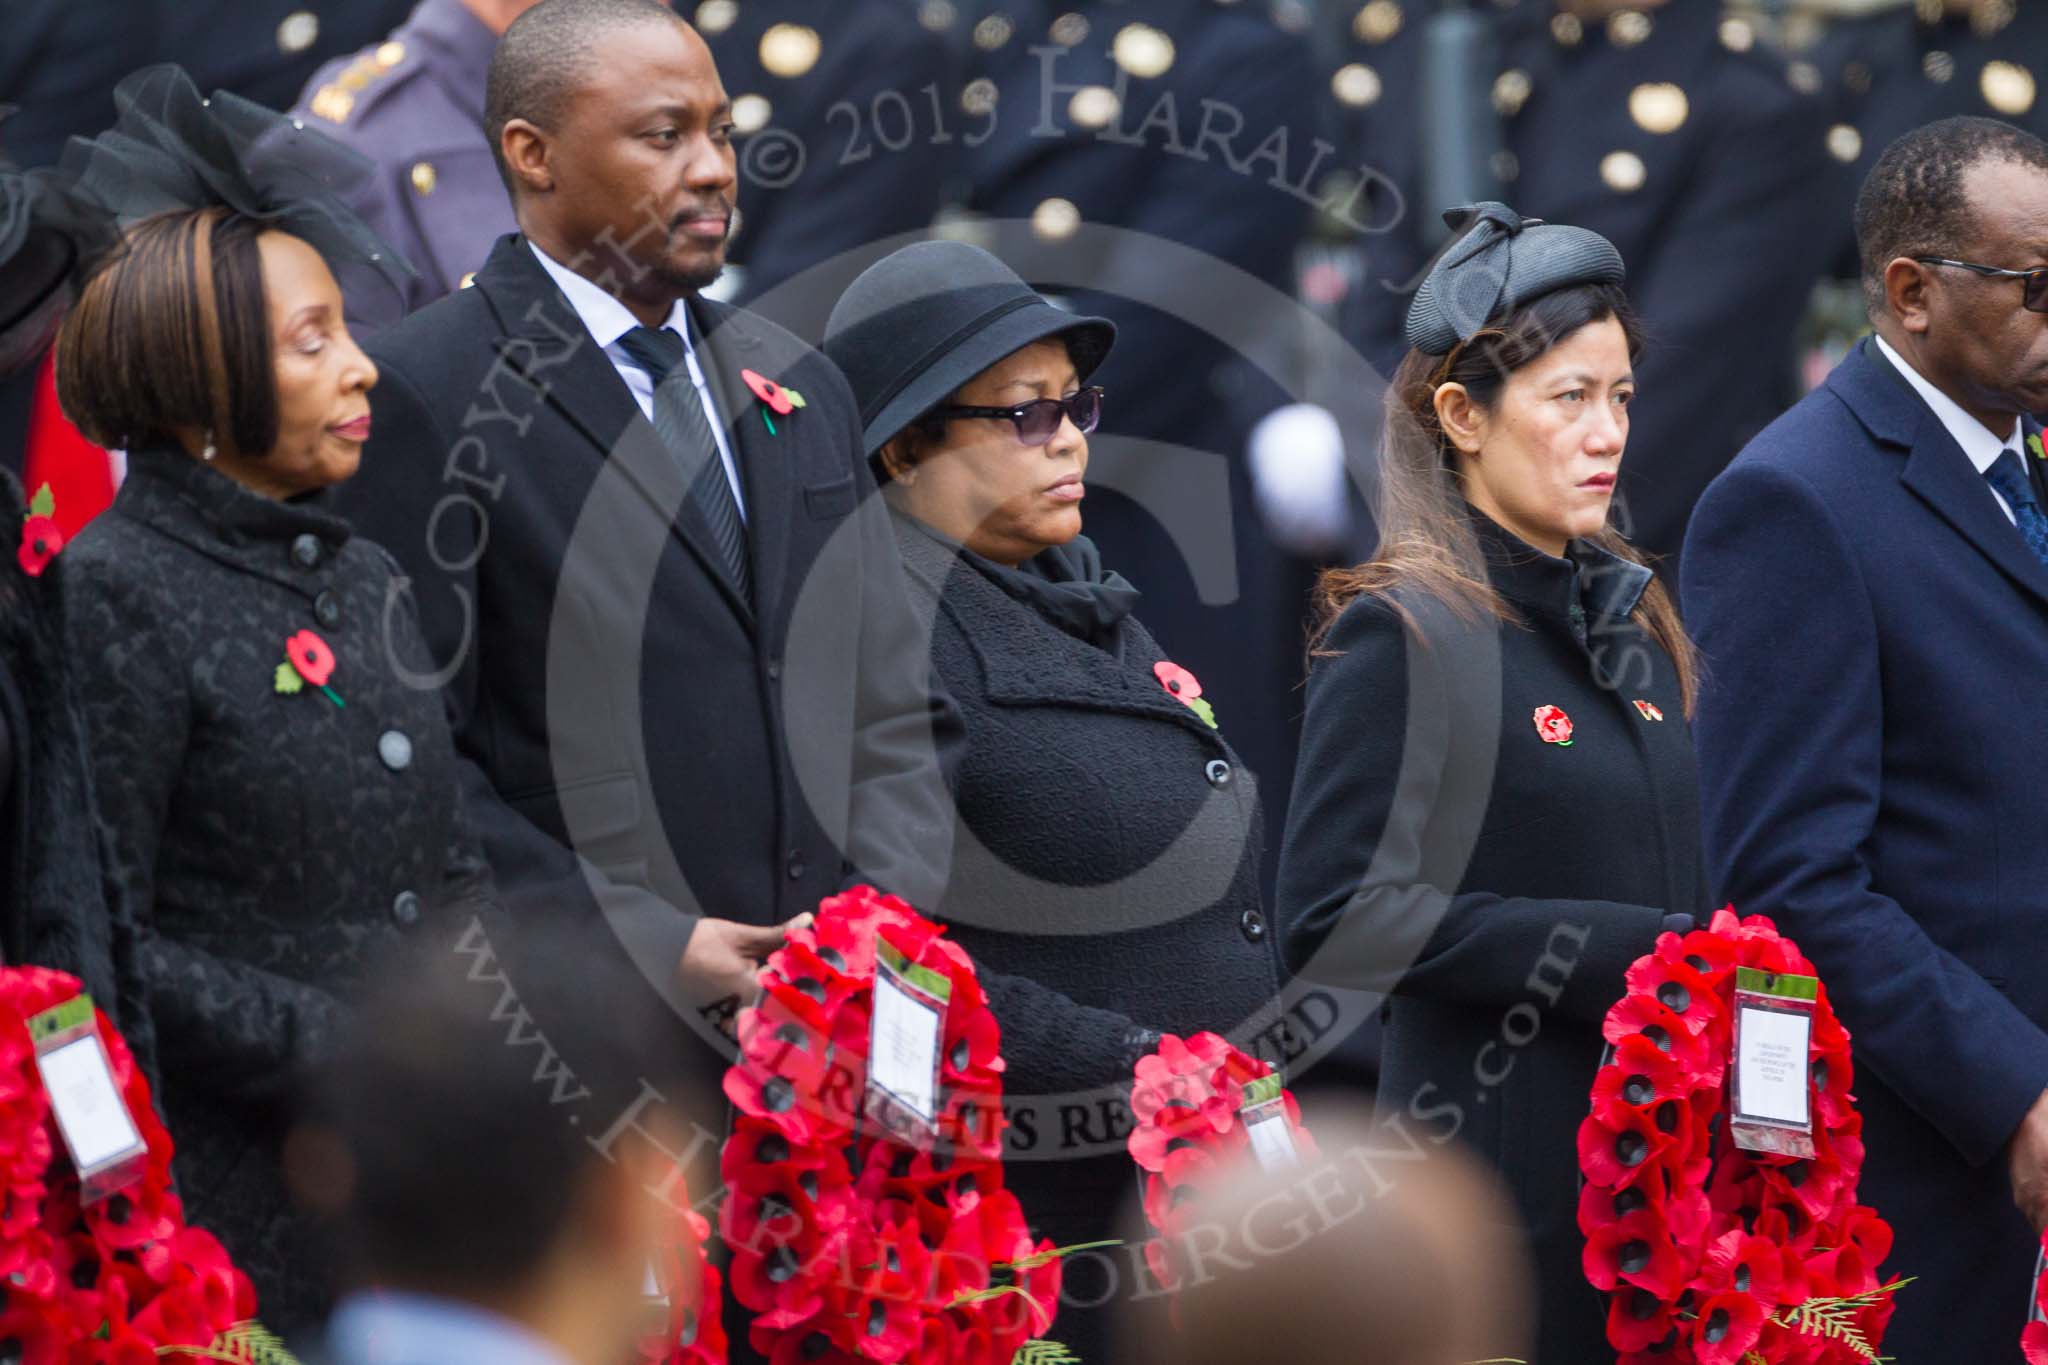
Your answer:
[296,920,712,1365]
[1684,116,2048,1361]
[1277,203,1703,1363]
[1120,1109,1532,1365]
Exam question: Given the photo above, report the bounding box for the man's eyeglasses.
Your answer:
[1913,257,2048,313]
[930,386,1104,446]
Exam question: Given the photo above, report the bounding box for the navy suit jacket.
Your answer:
[1684,337,2048,1350]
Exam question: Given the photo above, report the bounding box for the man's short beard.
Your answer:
[656,203,741,294]
[659,258,724,294]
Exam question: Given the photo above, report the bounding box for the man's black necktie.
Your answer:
[615,323,751,601]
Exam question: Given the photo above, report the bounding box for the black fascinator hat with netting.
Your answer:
[0,65,412,372]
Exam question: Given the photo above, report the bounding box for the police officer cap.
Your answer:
[1404,202,1625,356]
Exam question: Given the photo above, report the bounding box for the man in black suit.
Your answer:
[340,0,957,1046]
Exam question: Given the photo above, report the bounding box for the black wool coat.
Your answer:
[336,234,959,1021]
[63,446,491,1336]
[893,515,1284,1359]
[1277,516,1705,1365]
[0,470,137,1036]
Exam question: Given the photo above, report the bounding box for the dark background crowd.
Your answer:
[7,0,2042,922]
[6,3,2048,1362]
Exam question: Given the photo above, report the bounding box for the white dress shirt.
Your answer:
[327,1290,573,1365]
[529,241,746,520]
[1874,332,2028,524]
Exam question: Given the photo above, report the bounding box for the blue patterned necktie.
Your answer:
[615,324,752,601]
[1983,446,2048,570]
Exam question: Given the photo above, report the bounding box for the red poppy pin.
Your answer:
[1533,704,1574,746]
[1633,698,1665,722]
[740,368,805,435]
[275,629,344,707]
[17,484,61,578]
[1154,660,1218,728]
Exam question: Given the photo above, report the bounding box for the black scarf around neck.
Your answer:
[907,515,1140,647]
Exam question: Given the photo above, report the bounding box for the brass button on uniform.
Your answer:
[411,161,438,196]
[277,10,319,54]
[1601,150,1647,194]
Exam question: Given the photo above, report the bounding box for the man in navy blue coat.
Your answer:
[1684,116,2048,1360]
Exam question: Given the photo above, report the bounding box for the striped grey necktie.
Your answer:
[615,323,751,601]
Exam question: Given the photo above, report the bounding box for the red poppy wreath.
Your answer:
[638,1197,727,1365]
[1127,1032,1316,1299]
[1579,909,1905,1365]
[720,885,1069,1365]
[0,964,295,1363]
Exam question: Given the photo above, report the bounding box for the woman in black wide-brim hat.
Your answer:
[824,240,1287,1361]
[1277,203,1708,1363]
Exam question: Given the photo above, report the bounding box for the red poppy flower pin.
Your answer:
[740,368,805,435]
[17,484,61,578]
[275,629,344,707]
[1153,660,1218,728]
[1533,704,1574,746]
[1633,698,1665,722]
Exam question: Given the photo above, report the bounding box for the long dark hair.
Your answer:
[1314,282,1697,715]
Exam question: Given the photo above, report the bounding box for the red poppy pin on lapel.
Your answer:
[275,629,344,707]
[1633,699,1665,722]
[1154,660,1218,728]
[1533,704,1574,746]
[741,368,805,435]
[17,484,61,578]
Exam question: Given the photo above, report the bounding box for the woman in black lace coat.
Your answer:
[55,206,491,1335]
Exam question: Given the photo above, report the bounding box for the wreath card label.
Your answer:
[28,994,148,1202]
[1238,1074,1301,1174]
[1730,969,1818,1159]
[866,937,949,1140]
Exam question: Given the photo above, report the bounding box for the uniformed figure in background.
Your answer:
[918,0,1326,908]
[1,0,412,470]
[1327,0,1841,577]
[1792,0,2044,272]
[693,0,958,302]
[291,0,548,328]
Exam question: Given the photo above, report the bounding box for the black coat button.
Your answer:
[1239,907,1266,942]
[787,851,807,881]
[290,534,323,569]
[313,591,342,629]
[767,659,783,682]
[391,890,421,928]
[378,730,413,772]
[1205,759,1232,788]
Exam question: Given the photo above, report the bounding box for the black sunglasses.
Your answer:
[930,386,1104,445]
[1913,256,2048,312]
